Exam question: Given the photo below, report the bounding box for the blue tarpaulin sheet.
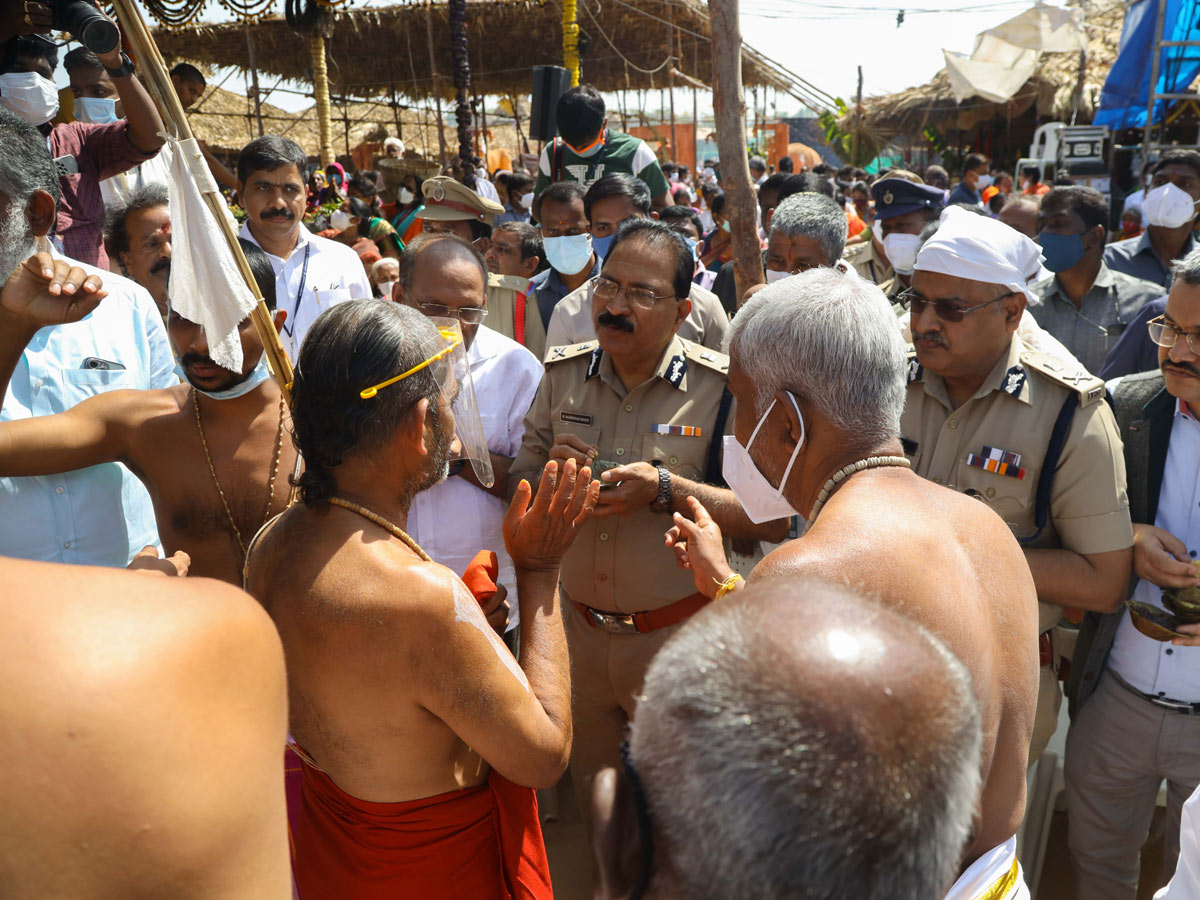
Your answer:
[1095,0,1200,129]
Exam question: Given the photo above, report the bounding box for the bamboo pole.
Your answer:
[426,0,448,167]
[245,25,264,137]
[310,32,334,165]
[707,0,763,304]
[110,0,294,400]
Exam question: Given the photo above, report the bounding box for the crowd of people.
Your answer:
[6,6,1200,899]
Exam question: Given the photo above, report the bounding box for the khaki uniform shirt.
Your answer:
[486,274,547,362]
[511,335,731,614]
[543,278,730,357]
[901,333,1134,633]
[844,236,894,286]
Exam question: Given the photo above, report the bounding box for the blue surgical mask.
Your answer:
[591,232,616,261]
[73,96,118,125]
[1037,231,1086,273]
[687,238,701,261]
[543,233,593,275]
[176,356,273,400]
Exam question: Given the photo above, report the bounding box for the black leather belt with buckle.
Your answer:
[1112,670,1200,714]
[587,607,640,635]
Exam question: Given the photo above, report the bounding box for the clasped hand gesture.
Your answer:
[1,252,107,329]
[504,458,600,572]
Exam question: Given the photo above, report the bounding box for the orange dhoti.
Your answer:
[292,757,553,899]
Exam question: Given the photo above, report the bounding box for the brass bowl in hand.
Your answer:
[1126,599,1187,642]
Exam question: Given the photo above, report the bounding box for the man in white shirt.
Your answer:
[393,233,543,630]
[544,174,729,353]
[1067,247,1200,900]
[235,135,370,359]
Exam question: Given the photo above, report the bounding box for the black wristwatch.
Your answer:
[650,464,672,513]
[104,53,136,79]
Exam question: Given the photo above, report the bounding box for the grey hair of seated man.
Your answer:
[591,577,983,900]
[768,192,849,265]
[725,266,906,447]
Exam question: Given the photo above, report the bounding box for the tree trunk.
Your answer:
[707,0,762,305]
[449,0,475,188]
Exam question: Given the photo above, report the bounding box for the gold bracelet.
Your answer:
[713,573,744,601]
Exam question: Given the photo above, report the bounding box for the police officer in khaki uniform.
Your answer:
[420,175,546,357]
[864,176,946,302]
[510,220,788,821]
[900,207,1134,762]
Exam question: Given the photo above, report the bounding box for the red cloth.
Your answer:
[292,760,553,900]
[461,549,499,606]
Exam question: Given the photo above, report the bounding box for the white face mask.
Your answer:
[1143,182,1199,229]
[376,280,396,299]
[398,187,415,205]
[976,174,994,190]
[519,191,534,210]
[0,71,60,126]
[765,268,791,284]
[542,233,593,275]
[722,394,804,524]
[331,209,352,231]
[882,232,923,276]
[73,96,117,125]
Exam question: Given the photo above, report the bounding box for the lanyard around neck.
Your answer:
[281,242,312,338]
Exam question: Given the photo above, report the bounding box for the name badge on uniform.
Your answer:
[650,424,702,436]
[560,411,593,426]
[966,444,1026,479]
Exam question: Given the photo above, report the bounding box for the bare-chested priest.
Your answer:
[0,240,296,585]
[0,554,291,898]
[245,300,598,899]
[667,268,1040,899]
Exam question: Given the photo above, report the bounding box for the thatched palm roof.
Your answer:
[858,0,1125,135]
[151,0,828,108]
[186,84,514,158]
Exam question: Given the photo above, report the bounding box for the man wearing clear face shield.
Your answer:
[245,300,598,899]
[1106,150,1200,290]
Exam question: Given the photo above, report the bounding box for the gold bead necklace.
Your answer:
[327,496,432,561]
[193,389,286,559]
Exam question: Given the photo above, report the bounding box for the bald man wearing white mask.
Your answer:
[899,206,1134,764]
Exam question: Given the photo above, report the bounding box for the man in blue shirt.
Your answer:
[531,181,600,330]
[0,108,176,569]
[946,153,991,208]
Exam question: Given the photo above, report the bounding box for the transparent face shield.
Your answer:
[358,318,494,488]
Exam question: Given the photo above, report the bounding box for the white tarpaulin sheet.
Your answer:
[944,4,1088,104]
[164,138,257,371]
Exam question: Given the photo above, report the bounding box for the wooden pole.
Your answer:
[852,65,863,166]
[245,25,264,137]
[667,15,677,163]
[110,0,293,398]
[391,85,402,139]
[426,0,448,167]
[311,32,334,166]
[707,0,763,303]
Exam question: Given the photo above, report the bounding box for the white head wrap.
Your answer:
[914,206,1044,303]
[384,136,405,154]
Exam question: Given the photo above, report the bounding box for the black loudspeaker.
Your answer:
[530,66,571,142]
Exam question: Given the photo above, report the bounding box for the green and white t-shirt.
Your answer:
[534,129,670,199]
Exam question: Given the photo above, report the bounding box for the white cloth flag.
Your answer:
[164,138,257,371]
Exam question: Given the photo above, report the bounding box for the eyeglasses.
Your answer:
[898,290,1015,323]
[593,275,676,311]
[416,302,488,325]
[1148,315,1200,354]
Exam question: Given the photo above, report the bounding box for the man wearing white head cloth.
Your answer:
[900,205,1134,767]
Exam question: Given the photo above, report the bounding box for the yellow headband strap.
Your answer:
[359,331,462,399]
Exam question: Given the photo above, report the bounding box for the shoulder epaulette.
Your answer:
[1021,349,1105,407]
[679,338,729,374]
[543,340,598,365]
[843,241,868,260]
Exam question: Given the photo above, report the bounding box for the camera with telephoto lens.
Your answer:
[50,0,120,55]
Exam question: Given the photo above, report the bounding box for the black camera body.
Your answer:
[50,0,120,55]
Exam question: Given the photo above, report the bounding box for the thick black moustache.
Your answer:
[598,311,634,333]
[180,352,218,369]
[1163,361,1200,378]
[261,211,294,221]
[912,330,948,348]
[151,257,170,275]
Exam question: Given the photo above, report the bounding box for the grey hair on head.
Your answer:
[768,193,849,265]
[0,107,59,208]
[1171,245,1200,287]
[630,578,983,900]
[726,267,906,447]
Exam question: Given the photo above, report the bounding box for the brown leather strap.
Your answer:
[574,592,712,634]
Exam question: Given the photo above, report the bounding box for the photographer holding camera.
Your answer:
[0,2,165,269]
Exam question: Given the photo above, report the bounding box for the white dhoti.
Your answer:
[943,836,1030,900]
